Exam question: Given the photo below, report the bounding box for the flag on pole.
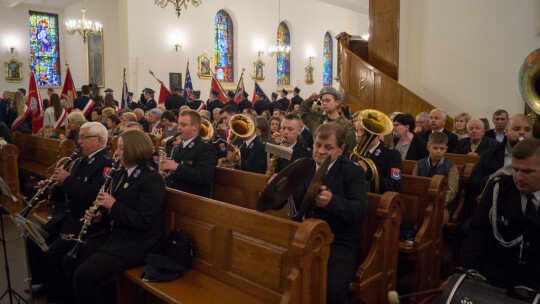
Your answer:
[234,76,245,104]
[60,67,76,112]
[210,74,227,104]
[183,62,193,102]
[28,72,43,134]
[121,68,131,109]
[158,82,170,104]
[252,82,269,104]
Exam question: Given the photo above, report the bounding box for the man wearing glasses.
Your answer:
[27,122,113,303]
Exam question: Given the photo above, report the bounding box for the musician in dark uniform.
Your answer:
[164,86,185,110]
[63,130,165,304]
[223,116,266,174]
[27,122,113,303]
[224,91,238,111]
[253,91,268,115]
[300,121,314,150]
[161,110,217,197]
[461,138,540,290]
[238,91,252,113]
[276,123,368,304]
[187,90,205,111]
[207,90,224,120]
[355,120,402,194]
[268,92,283,114]
[278,88,291,112]
[271,114,312,175]
[290,87,303,110]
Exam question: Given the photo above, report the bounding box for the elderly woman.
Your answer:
[148,108,164,135]
[7,91,32,134]
[106,114,122,137]
[392,113,429,160]
[453,112,471,139]
[60,111,86,142]
[63,130,165,304]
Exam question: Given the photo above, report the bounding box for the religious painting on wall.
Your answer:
[254,59,265,81]
[5,58,23,82]
[169,72,182,90]
[198,52,211,79]
[214,10,234,82]
[86,32,104,87]
[305,65,314,84]
[29,11,61,86]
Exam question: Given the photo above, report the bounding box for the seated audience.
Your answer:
[42,125,59,139]
[453,112,471,139]
[148,108,164,135]
[480,117,491,131]
[60,111,86,142]
[392,113,429,160]
[106,114,122,137]
[255,115,271,143]
[90,107,102,123]
[162,110,178,137]
[43,93,67,130]
[7,91,32,134]
[133,108,150,132]
[419,109,458,152]
[413,132,459,223]
[453,118,497,156]
[485,109,509,142]
[414,112,430,134]
[269,116,281,143]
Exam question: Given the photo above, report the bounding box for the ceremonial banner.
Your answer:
[60,68,76,111]
[121,68,130,109]
[251,82,269,104]
[158,83,170,104]
[183,62,194,102]
[234,76,245,104]
[28,72,44,134]
[210,74,227,104]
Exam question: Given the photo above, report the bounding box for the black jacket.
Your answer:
[393,134,428,161]
[187,100,204,111]
[238,99,252,113]
[278,97,291,112]
[253,100,268,115]
[364,141,402,194]
[143,99,157,112]
[97,162,165,263]
[467,139,506,195]
[268,100,282,113]
[7,107,32,134]
[207,99,224,120]
[224,100,239,111]
[164,94,185,110]
[74,95,94,121]
[291,95,303,108]
[300,128,314,150]
[420,128,458,153]
[138,117,150,133]
[166,136,217,197]
[485,129,506,142]
[238,136,267,174]
[461,175,540,289]
[453,136,497,155]
[274,141,312,174]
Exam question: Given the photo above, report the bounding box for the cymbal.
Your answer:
[295,155,331,220]
[257,158,313,211]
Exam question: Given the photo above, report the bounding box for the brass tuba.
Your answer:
[221,114,255,169]
[200,118,214,140]
[519,49,540,138]
[353,109,393,193]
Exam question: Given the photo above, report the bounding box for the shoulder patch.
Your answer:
[391,168,401,180]
[103,167,112,178]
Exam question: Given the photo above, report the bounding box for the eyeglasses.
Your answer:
[79,135,99,140]
[393,123,404,127]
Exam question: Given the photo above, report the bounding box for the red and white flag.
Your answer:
[210,74,227,104]
[28,72,43,134]
[158,82,170,104]
[61,67,76,112]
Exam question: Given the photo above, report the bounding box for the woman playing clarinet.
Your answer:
[63,129,165,304]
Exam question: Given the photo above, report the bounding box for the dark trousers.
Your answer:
[327,242,360,304]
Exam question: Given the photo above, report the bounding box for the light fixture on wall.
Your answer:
[66,0,103,43]
[268,0,290,57]
[257,50,264,58]
[361,33,370,41]
[174,43,182,52]
[308,55,315,63]
[9,47,14,54]
[154,0,202,18]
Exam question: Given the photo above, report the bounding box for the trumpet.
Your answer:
[62,157,121,259]
[19,147,82,218]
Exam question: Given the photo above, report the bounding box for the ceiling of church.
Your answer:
[318,0,368,14]
[2,0,78,9]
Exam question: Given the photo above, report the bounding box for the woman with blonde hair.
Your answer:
[60,111,86,141]
[7,91,32,134]
[453,112,471,139]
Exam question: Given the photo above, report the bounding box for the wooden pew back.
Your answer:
[12,132,77,179]
[444,153,480,166]
[0,144,21,213]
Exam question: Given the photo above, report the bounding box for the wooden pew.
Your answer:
[12,132,77,179]
[117,188,333,304]
[398,174,447,304]
[0,144,22,213]
[444,153,480,167]
[211,167,403,304]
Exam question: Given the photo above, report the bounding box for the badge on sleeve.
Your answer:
[133,168,142,179]
[374,149,381,157]
[219,143,226,151]
[152,155,160,167]
[188,142,195,149]
[391,168,401,180]
[103,167,112,178]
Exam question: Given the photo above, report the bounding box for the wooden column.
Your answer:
[368,0,400,80]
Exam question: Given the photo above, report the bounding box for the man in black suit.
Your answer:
[161,110,217,197]
[207,90,224,120]
[74,85,95,121]
[253,91,268,115]
[224,91,238,111]
[461,138,540,289]
[132,108,150,132]
[290,87,303,111]
[238,91,252,113]
[226,116,266,174]
[453,119,497,156]
[187,90,205,111]
[164,86,185,110]
[268,92,282,114]
[276,123,368,304]
[27,122,113,303]
[419,109,458,152]
[468,114,533,195]
[278,88,291,112]
[485,109,509,143]
[271,114,312,175]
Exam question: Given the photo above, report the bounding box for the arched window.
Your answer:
[29,11,61,86]
[277,22,290,85]
[323,32,333,86]
[214,10,233,82]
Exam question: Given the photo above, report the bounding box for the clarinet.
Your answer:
[64,157,121,259]
[160,132,180,178]
[18,147,82,218]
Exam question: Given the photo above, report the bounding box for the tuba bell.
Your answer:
[353,109,393,193]
[200,118,214,140]
[519,49,540,138]
[221,114,255,169]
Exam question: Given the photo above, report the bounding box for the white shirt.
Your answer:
[521,189,540,214]
[182,135,198,148]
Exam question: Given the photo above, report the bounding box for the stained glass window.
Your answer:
[29,11,61,86]
[214,10,233,82]
[323,32,333,86]
[277,22,290,85]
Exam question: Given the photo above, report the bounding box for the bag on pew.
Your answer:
[141,229,195,282]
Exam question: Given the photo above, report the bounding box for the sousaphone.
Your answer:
[519,49,540,138]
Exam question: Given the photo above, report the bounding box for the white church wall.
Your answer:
[400,0,540,120]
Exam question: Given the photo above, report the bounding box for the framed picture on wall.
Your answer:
[86,32,104,87]
[254,59,265,81]
[169,72,182,90]
[305,64,314,84]
[198,52,211,79]
[5,58,23,82]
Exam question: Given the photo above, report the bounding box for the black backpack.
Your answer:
[165,229,195,270]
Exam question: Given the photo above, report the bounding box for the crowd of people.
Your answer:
[0,82,539,304]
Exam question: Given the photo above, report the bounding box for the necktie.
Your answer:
[525,193,537,218]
